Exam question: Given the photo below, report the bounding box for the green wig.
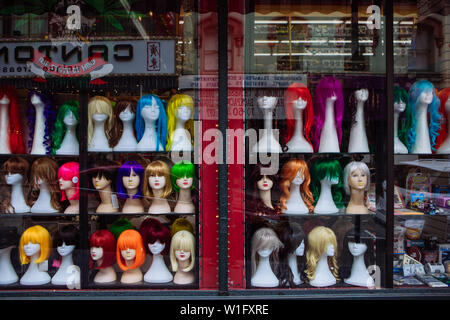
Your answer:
[109,217,134,239]
[51,100,80,155]
[394,86,413,149]
[170,160,195,192]
[310,158,344,209]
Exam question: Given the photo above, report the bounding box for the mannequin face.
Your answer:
[92,113,108,122]
[322,176,339,185]
[257,247,274,258]
[122,168,140,191]
[90,247,103,261]
[31,94,43,105]
[177,105,192,122]
[326,243,335,256]
[59,177,75,191]
[63,110,78,126]
[148,175,166,190]
[355,89,369,102]
[257,96,277,110]
[176,176,193,190]
[394,101,406,113]
[141,99,160,121]
[0,94,10,104]
[149,240,165,255]
[291,170,304,185]
[256,175,273,191]
[35,178,46,187]
[5,173,23,185]
[57,242,75,257]
[295,240,305,256]
[23,242,40,257]
[419,90,433,105]
[92,175,111,190]
[326,93,337,103]
[119,105,135,122]
[348,168,368,191]
[121,248,136,261]
[348,242,367,256]
[293,97,307,110]
[175,249,191,262]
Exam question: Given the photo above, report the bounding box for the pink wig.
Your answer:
[58,162,79,201]
[313,77,344,151]
[89,230,116,269]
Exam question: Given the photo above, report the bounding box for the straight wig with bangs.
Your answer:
[27,91,56,155]
[28,157,61,211]
[139,218,171,255]
[89,230,116,269]
[435,88,450,151]
[87,96,114,148]
[143,160,172,200]
[310,158,344,208]
[116,161,144,199]
[170,160,195,192]
[116,229,146,271]
[109,99,137,148]
[251,227,284,278]
[58,162,79,201]
[51,100,80,155]
[0,157,30,213]
[135,94,167,150]
[394,86,413,148]
[19,225,52,265]
[0,86,26,154]
[170,230,195,272]
[166,94,194,150]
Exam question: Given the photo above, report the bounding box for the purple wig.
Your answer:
[116,161,144,199]
[313,77,344,152]
[27,91,57,155]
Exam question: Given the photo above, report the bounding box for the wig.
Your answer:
[331,218,355,265]
[246,163,280,216]
[109,99,137,148]
[435,88,450,150]
[284,83,314,147]
[312,77,344,151]
[87,96,114,148]
[27,91,56,155]
[0,226,19,249]
[89,159,119,191]
[53,224,79,248]
[170,160,195,192]
[135,94,167,150]
[19,225,52,265]
[109,218,134,239]
[279,159,314,213]
[143,160,172,201]
[394,85,413,148]
[251,227,283,277]
[166,94,194,150]
[170,230,195,272]
[58,162,79,201]
[116,229,146,271]
[28,157,61,211]
[139,218,171,255]
[0,86,26,154]
[116,160,144,199]
[407,80,442,152]
[0,157,30,213]
[89,230,116,269]
[340,229,374,279]
[305,226,339,281]
[343,161,370,195]
[171,217,194,236]
[51,100,80,155]
[310,158,344,208]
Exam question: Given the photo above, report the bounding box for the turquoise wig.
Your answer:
[310,158,344,209]
[135,94,167,150]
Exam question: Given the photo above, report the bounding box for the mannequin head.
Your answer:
[109,99,137,148]
[170,230,195,272]
[310,158,344,208]
[247,163,279,215]
[116,160,144,199]
[28,157,61,211]
[139,218,171,255]
[435,88,450,149]
[394,86,413,148]
[87,96,114,148]
[0,86,25,154]
[116,229,145,271]
[313,77,344,151]
[0,226,19,250]
[251,227,283,277]
[343,161,370,195]
[135,94,167,150]
[109,218,134,239]
[171,217,194,236]
[58,162,79,201]
[27,90,56,154]
[340,229,374,279]
[51,100,80,155]
[19,225,52,265]
[143,160,172,201]
[279,159,314,213]
[305,226,339,281]
[1,157,30,213]
[166,94,194,150]
[90,159,118,192]
[284,83,314,146]
[170,160,195,192]
[53,225,79,257]
[89,230,116,269]
[407,80,442,152]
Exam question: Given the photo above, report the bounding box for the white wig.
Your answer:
[343,161,370,195]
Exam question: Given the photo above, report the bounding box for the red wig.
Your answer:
[89,230,116,269]
[0,86,26,154]
[284,83,314,146]
[435,88,450,150]
[139,218,171,255]
[58,162,79,201]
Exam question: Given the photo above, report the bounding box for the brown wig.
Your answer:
[109,99,137,148]
[28,157,61,211]
[0,157,30,213]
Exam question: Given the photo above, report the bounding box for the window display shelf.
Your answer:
[0,213,76,218]
[88,212,196,216]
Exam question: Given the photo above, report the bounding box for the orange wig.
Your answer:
[435,88,450,150]
[116,229,146,271]
[279,159,314,213]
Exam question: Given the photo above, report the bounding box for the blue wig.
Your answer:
[135,94,167,150]
[407,80,442,152]
[116,161,144,199]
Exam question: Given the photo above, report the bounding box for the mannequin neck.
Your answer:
[258,189,273,209]
[413,103,431,153]
[121,119,135,138]
[61,124,78,144]
[177,258,191,272]
[179,188,192,203]
[393,111,399,138]
[125,259,135,268]
[59,253,74,270]
[176,118,187,130]
[144,118,157,132]
[289,183,302,201]
[293,109,304,137]
[351,253,366,273]
[64,187,77,200]
[325,100,336,126]
[349,188,365,207]
[36,182,52,203]
[263,109,273,131]
[31,102,46,153]
[126,187,138,199]
[98,185,113,204]
[0,103,10,153]
[315,252,333,278]
[354,101,365,126]
[10,179,26,205]
[27,253,41,273]
[151,188,169,207]
[319,180,334,203]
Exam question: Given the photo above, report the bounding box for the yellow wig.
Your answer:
[88,96,114,147]
[19,225,52,265]
[166,94,194,150]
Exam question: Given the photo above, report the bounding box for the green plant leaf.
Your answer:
[105,14,124,31]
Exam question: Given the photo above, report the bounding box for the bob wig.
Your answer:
[0,157,30,213]
[109,99,137,148]
[89,159,119,191]
[407,80,442,152]
[87,96,114,148]
[313,76,345,151]
[19,225,52,265]
[305,226,339,281]
[394,85,413,148]
[284,83,314,147]
[170,160,195,192]
[135,94,167,150]
[58,162,79,201]
[143,160,172,200]
[89,230,116,269]
[170,230,195,272]
[310,158,344,209]
[166,94,194,150]
[53,224,79,248]
[51,100,79,155]
[279,159,314,213]
[171,217,194,236]
[343,161,370,195]
[435,88,450,150]
[139,218,171,255]
[0,86,26,154]
[251,227,283,277]
[28,157,61,211]
[116,160,144,199]
[116,229,146,271]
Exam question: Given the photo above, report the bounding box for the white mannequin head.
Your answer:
[295,240,305,256]
[291,170,304,186]
[24,242,40,257]
[322,176,339,185]
[326,243,335,256]
[90,247,103,261]
[31,94,43,105]
[348,242,367,256]
[257,175,273,191]
[148,174,166,191]
[257,247,274,258]
[92,113,108,122]
[0,94,10,104]
[149,240,165,255]
[394,101,406,113]
[119,105,135,122]
[176,177,194,190]
[63,110,78,127]
[57,242,75,257]
[177,104,192,122]
[293,97,307,110]
[355,89,369,102]
[5,173,23,185]
[419,90,433,105]
[257,96,277,110]
[141,98,160,121]
[326,92,337,103]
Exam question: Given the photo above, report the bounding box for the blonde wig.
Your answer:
[0,157,30,213]
[87,96,114,148]
[343,161,370,195]
[19,225,52,265]
[170,230,195,272]
[279,159,314,213]
[143,160,172,203]
[305,226,339,282]
[166,94,194,150]
[251,227,284,277]
[28,158,61,211]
